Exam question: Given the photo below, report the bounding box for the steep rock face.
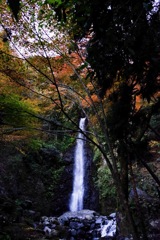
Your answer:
[51,146,75,215]
[83,144,99,211]
[51,143,99,215]
[0,138,99,218]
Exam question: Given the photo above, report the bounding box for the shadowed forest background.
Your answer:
[0,0,160,239]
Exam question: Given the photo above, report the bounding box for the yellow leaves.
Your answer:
[23,98,41,113]
[0,39,4,49]
[87,82,94,91]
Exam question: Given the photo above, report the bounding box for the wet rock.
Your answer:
[69,221,84,229]
[150,219,160,232]
[59,209,99,221]
[40,210,116,239]
[44,226,52,237]
[50,228,59,237]
[69,228,77,236]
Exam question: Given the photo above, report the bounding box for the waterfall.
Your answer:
[69,117,86,212]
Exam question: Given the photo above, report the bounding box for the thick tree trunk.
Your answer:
[114,143,139,239]
[115,155,148,239]
[115,180,139,240]
[129,163,148,240]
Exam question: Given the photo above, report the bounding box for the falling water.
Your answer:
[69,117,86,212]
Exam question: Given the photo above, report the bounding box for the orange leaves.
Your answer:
[81,94,100,108]
[53,53,82,83]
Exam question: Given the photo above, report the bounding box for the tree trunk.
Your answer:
[119,141,129,201]
[129,163,148,240]
[115,180,139,240]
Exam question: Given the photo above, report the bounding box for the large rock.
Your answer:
[58,210,99,222]
[40,210,117,239]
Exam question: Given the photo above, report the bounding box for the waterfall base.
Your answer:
[40,209,117,239]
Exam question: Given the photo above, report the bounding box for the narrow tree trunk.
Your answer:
[119,141,129,201]
[120,156,128,201]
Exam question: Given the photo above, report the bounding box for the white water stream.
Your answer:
[69,117,86,212]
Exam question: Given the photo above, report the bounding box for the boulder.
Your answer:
[40,210,117,239]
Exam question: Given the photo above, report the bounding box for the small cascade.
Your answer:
[69,117,86,212]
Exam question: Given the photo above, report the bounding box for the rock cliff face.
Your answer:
[51,143,99,216]
[50,146,74,215]
[83,144,99,211]
[0,138,99,223]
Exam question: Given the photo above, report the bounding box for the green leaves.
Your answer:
[46,0,62,4]
[0,93,37,127]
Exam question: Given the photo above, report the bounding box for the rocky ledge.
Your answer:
[39,209,116,239]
